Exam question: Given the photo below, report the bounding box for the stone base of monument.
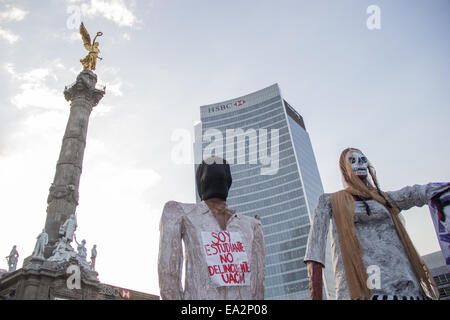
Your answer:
[0,257,158,300]
[0,256,101,300]
[0,264,159,300]
[22,255,45,270]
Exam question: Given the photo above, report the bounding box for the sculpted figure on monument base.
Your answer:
[48,236,90,271]
[6,245,19,272]
[59,213,77,243]
[90,244,97,271]
[32,229,48,258]
[75,238,87,260]
[49,238,75,262]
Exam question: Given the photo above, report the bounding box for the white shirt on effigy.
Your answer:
[158,201,265,300]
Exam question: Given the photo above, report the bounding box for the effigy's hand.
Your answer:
[306,261,323,300]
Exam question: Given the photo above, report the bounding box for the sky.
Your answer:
[0,0,449,296]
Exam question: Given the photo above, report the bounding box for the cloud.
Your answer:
[91,104,112,118]
[0,5,28,44]
[5,60,126,126]
[49,30,80,45]
[96,66,124,97]
[0,26,18,43]
[81,0,139,27]
[103,79,123,97]
[69,31,81,43]
[5,63,65,111]
[0,5,28,22]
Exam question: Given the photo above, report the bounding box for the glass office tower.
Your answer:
[194,84,335,299]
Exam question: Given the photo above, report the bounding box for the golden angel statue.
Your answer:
[79,22,103,71]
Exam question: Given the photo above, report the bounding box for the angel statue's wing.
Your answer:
[79,22,92,51]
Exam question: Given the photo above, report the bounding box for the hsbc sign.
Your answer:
[99,284,132,299]
[234,100,245,106]
[120,289,131,299]
[207,100,246,113]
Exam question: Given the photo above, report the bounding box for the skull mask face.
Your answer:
[346,151,369,177]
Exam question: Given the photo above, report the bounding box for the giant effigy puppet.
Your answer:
[158,157,265,300]
[304,147,449,300]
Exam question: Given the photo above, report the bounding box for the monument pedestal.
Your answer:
[22,255,45,270]
[0,259,101,300]
[0,261,157,300]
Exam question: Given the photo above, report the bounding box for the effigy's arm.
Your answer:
[251,219,266,300]
[307,261,324,300]
[386,183,450,212]
[304,194,331,300]
[158,201,184,300]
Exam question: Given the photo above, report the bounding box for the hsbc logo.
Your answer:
[120,289,131,299]
[99,285,132,299]
[207,100,246,113]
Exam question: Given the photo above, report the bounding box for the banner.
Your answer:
[201,231,251,286]
[428,183,450,270]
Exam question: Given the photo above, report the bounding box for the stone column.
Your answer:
[43,70,105,257]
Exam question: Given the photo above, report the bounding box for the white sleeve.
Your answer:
[386,183,450,211]
[251,219,266,300]
[158,201,184,300]
[304,194,331,266]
